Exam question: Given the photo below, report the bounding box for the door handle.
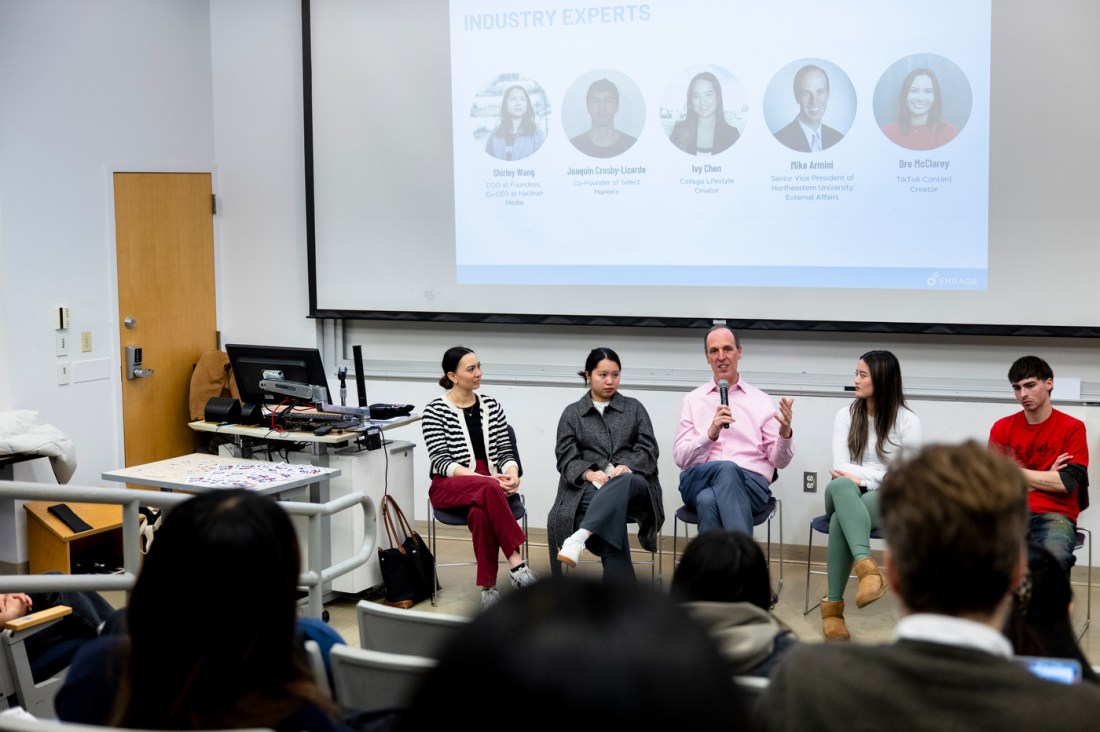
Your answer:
[126,345,155,380]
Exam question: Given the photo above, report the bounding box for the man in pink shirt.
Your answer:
[673,325,795,535]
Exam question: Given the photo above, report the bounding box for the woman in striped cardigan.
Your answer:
[422,346,538,610]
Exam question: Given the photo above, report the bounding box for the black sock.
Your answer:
[510,562,527,573]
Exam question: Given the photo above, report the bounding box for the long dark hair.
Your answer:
[671,71,729,148]
[493,85,538,138]
[897,67,944,136]
[577,347,622,384]
[406,578,744,727]
[115,490,330,728]
[848,350,906,463]
[671,531,772,610]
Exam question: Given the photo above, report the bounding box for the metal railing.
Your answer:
[0,482,376,617]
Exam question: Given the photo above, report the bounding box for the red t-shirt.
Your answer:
[989,409,1089,521]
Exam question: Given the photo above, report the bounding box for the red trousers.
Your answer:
[429,460,527,587]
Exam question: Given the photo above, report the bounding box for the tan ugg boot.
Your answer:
[853,556,890,608]
[820,598,850,641]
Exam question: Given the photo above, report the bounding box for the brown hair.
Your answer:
[848,350,907,463]
[879,441,1027,617]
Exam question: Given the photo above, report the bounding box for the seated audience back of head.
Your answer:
[1005,543,1098,683]
[56,489,345,732]
[671,531,796,677]
[755,442,1100,731]
[405,577,745,729]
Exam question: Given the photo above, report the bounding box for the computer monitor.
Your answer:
[225,344,330,407]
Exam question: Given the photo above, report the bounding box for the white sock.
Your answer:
[568,529,592,544]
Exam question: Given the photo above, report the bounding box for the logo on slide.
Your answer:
[926,272,939,287]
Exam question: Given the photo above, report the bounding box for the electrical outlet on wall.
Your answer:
[803,471,817,492]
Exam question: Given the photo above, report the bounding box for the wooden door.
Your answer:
[115,173,216,467]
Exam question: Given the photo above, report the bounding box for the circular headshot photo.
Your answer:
[764,59,856,153]
[562,70,644,159]
[873,55,972,151]
[660,66,747,156]
[472,74,550,162]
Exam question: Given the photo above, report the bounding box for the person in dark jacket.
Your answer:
[549,347,664,581]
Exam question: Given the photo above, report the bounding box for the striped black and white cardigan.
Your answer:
[422,393,517,477]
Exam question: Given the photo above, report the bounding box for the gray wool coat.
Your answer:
[547,391,665,576]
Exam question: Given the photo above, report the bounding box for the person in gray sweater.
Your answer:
[549,347,664,581]
[755,442,1100,731]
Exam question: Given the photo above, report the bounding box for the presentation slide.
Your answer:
[306,0,1100,333]
[451,0,990,291]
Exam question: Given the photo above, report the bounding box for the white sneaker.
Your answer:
[509,563,539,589]
[480,587,501,611]
[557,535,586,568]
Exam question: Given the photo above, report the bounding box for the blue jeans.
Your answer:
[678,461,770,536]
[1028,512,1077,573]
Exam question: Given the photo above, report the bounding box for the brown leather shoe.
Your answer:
[853,557,890,608]
[821,598,850,641]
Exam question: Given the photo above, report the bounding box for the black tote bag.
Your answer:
[377,494,438,608]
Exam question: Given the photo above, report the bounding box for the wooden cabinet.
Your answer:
[24,502,124,574]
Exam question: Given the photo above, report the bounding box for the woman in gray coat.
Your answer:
[550,348,664,581]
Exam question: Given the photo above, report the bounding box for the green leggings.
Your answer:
[824,477,880,602]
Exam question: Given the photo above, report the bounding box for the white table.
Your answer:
[102,454,343,615]
[101,453,340,497]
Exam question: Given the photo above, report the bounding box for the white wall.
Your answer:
[0,0,216,561]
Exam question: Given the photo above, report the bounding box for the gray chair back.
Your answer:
[356,600,468,657]
[329,645,435,713]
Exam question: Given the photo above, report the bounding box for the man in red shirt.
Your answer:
[989,356,1089,573]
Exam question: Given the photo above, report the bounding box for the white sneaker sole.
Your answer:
[557,550,579,568]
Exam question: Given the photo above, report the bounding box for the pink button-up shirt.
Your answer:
[673,378,795,479]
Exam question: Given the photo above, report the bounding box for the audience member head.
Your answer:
[117,490,326,728]
[1005,543,1097,683]
[671,530,772,610]
[438,345,475,389]
[405,578,744,728]
[880,441,1027,620]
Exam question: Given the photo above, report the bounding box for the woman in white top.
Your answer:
[820,350,922,641]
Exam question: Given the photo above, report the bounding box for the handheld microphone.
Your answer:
[718,379,729,429]
[338,366,348,407]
